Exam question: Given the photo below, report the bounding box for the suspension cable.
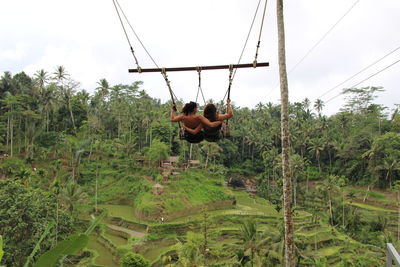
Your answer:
[318,45,400,100]
[162,69,182,130]
[112,0,141,72]
[325,58,400,104]
[221,0,266,101]
[114,0,160,69]
[195,68,207,106]
[254,0,268,67]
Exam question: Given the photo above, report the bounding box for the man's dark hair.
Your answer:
[182,101,198,115]
[204,103,217,121]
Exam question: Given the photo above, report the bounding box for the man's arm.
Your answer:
[217,99,233,121]
[198,115,223,128]
[170,105,183,122]
[183,124,203,134]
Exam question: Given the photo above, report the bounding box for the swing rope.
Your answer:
[254,0,268,67]
[221,0,268,102]
[195,68,207,106]
[112,0,141,72]
[161,69,183,135]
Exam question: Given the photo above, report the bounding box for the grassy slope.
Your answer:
[79,170,393,266]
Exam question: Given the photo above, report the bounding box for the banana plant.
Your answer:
[33,211,106,267]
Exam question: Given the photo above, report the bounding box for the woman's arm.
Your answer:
[170,105,183,122]
[217,99,233,121]
[198,115,223,128]
[183,124,203,135]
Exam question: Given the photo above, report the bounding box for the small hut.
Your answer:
[187,160,201,168]
[153,183,164,195]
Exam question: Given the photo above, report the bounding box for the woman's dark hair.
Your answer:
[204,103,217,122]
[182,101,198,115]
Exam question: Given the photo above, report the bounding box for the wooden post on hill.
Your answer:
[277,0,295,266]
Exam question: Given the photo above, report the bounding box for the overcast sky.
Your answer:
[1,0,399,116]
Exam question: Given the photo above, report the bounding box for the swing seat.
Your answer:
[179,128,204,143]
[204,123,230,142]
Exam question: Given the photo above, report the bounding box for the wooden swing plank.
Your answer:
[129,62,269,73]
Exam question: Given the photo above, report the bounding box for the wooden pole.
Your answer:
[129,62,269,73]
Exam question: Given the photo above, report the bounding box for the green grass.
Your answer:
[86,235,119,267]
[90,174,152,204]
[98,204,140,222]
[348,201,397,213]
[134,169,232,215]
[103,232,127,247]
[316,246,342,257]
[347,187,386,200]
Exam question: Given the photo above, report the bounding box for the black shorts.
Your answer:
[184,131,204,143]
[204,131,222,142]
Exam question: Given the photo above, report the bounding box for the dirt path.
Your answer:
[107,224,146,238]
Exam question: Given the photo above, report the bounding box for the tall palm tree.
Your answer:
[200,142,223,168]
[38,85,58,132]
[52,65,69,85]
[96,78,110,100]
[308,138,324,172]
[240,219,258,266]
[277,0,295,265]
[60,181,87,215]
[314,99,324,118]
[34,69,49,90]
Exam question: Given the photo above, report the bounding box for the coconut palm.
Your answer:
[240,219,258,266]
[96,78,110,100]
[60,180,87,215]
[314,99,324,118]
[308,138,324,173]
[34,69,49,90]
[277,0,295,265]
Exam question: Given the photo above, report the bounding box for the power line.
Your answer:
[325,58,400,104]
[266,0,361,97]
[288,0,360,75]
[318,45,400,100]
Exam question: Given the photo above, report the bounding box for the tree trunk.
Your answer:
[205,148,209,169]
[6,115,10,149]
[68,99,77,135]
[277,0,295,266]
[342,190,345,228]
[329,191,333,225]
[95,164,99,213]
[10,114,14,157]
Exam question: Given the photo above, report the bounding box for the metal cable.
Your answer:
[318,45,400,100]
[325,58,400,104]
[266,0,361,98]
[112,0,141,71]
[221,0,264,101]
[254,0,268,66]
[288,0,361,75]
[114,0,160,69]
[195,68,207,105]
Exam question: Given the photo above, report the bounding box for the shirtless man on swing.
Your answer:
[170,101,222,143]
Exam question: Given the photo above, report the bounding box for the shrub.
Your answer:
[121,252,149,267]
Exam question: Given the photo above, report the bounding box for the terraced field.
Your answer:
[75,173,391,266]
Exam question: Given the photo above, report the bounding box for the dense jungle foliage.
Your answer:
[0,67,399,266]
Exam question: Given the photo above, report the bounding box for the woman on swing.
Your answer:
[170,101,223,143]
[180,99,233,142]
